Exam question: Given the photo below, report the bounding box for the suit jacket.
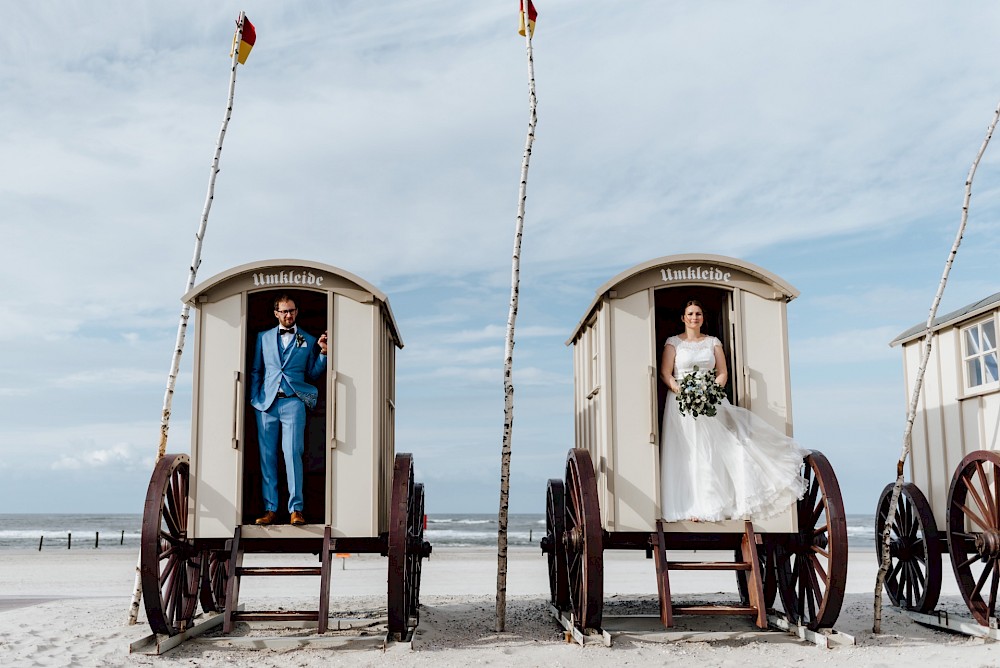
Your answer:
[250,325,327,411]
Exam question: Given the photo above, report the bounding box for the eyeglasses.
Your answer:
[275,308,298,315]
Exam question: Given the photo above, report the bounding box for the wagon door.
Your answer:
[329,292,377,537]
[736,287,799,533]
[608,289,660,531]
[738,290,793,435]
[191,293,245,538]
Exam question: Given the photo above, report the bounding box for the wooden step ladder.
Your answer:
[652,519,767,629]
[222,525,336,633]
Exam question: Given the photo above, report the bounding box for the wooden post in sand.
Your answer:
[497,0,539,634]
[873,99,1000,633]
[127,12,254,626]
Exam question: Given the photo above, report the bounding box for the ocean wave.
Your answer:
[0,530,141,539]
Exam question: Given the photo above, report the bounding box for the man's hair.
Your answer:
[274,294,296,311]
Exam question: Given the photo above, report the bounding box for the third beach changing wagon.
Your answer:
[879,291,1000,628]
[541,254,848,637]
[139,259,431,641]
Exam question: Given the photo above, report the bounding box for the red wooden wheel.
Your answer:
[542,478,570,610]
[140,454,200,636]
[772,450,848,630]
[406,482,429,621]
[387,453,414,639]
[759,538,778,610]
[946,450,1000,626]
[876,482,942,612]
[198,550,230,614]
[564,449,604,631]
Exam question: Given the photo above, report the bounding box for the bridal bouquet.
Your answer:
[676,366,727,418]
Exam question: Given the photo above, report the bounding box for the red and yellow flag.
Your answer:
[230,16,256,64]
[518,1,537,37]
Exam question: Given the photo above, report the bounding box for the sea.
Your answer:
[0,513,878,551]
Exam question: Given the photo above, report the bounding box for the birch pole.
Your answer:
[872,99,1000,633]
[127,12,249,626]
[496,6,539,633]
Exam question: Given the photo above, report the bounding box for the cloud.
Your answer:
[441,324,566,344]
[51,368,168,389]
[51,443,144,471]
[791,326,902,366]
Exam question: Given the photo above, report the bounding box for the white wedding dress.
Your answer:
[660,335,807,522]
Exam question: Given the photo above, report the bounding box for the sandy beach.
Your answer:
[1,545,997,666]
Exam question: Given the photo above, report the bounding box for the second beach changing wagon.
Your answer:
[541,254,848,638]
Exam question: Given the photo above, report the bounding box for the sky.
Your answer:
[4,1,1000,516]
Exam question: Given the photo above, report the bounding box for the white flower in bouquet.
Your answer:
[676,365,727,418]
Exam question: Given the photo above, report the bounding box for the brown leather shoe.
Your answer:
[255,511,277,526]
[290,511,306,526]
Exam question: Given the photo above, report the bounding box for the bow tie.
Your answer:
[280,329,295,335]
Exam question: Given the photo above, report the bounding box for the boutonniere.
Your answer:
[295,334,306,348]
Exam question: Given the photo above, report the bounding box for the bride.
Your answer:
[659,300,807,522]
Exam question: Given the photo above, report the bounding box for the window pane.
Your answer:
[987,353,999,383]
[968,358,984,387]
[967,327,982,356]
[985,321,997,351]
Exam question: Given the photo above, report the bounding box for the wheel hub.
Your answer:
[974,530,1000,558]
[563,527,583,554]
[889,538,911,560]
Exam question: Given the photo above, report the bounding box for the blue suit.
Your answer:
[250,325,327,513]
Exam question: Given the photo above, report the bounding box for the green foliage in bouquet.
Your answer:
[676,365,727,418]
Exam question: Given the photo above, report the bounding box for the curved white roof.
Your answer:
[183,258,402,346]
[569,254,799,343]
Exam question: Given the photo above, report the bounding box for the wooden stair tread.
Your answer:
[232,610,321,622]
[235,566,323,576]
[673,604,758,616]
[667,561,751,571]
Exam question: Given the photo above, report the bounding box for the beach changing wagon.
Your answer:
[541,254,848,637]
[880,292,1000,628]
[139,259,430,640]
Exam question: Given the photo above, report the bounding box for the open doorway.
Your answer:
[241,289,328,525]
[653,287,736,429]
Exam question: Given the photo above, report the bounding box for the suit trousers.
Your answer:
[255,396,306,513]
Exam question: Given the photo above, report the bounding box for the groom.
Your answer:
[250,294,328,526]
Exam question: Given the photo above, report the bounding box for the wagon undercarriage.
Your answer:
[542,448,850,645]
[137,452,431,652]
[877,450,1000,632]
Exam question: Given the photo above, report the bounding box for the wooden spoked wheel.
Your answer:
[198,550,230,614]
[542,478,570,610]
[876,482,942,612]
[406,482,428,621]
[140,454,200,636]
[946,450,1000,627]
[772,451,848,630]
[564,449,604,631]
[387,453,415,639]
[759,538,778,610]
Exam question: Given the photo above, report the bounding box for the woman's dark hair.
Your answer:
[684,299,703,310]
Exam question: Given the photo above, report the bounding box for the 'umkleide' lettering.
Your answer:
[660,266,732,283]
[252,270,326,287]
